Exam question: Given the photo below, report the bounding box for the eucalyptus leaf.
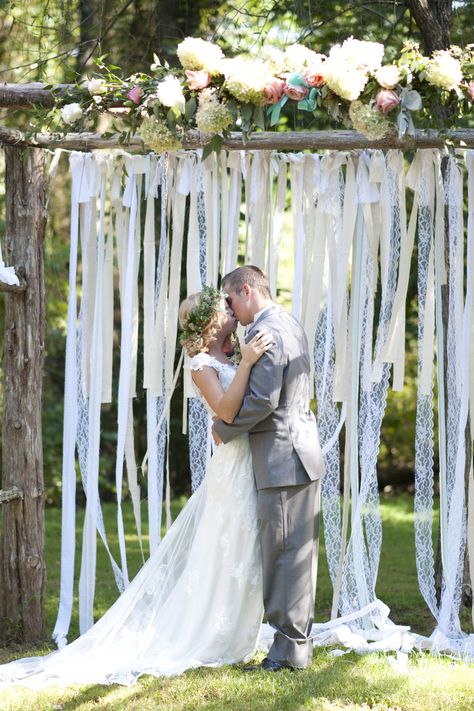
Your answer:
[397,108,410,138]
[240,103,253,121]
[227,100,238,122]
[402,89,422,111]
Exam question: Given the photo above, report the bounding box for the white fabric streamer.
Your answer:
[53,148,474,664]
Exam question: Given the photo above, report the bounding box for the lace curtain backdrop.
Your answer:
[52,147,474,659]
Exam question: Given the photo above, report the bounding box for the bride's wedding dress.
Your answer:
[0,354,263,689]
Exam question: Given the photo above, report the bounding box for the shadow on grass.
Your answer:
[44,651,411,711]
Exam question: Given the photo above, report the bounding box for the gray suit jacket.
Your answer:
[213,305,325,490]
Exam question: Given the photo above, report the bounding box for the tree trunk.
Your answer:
[77,0,97,74]
[0,146,46,643]
[406,0,452,54]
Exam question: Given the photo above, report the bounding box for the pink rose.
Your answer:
[127,86,143,105]
[185,70,211,91]
[283,83,309,101]
[263,78,286,105]
[467,81,474,101]
[304,70,325,88]
[375,89,400,113]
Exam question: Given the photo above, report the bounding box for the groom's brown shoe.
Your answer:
[243,657,294,672]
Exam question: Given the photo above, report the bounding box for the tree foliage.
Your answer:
[0,1,472,498]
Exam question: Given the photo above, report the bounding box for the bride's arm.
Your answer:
[192,332,272,423]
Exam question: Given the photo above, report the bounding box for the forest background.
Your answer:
[0,0,474,504]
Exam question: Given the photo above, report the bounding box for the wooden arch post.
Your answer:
[0,145,46,643]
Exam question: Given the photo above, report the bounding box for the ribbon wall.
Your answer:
[53,148,474,659]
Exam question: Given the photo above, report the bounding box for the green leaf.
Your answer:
[254,105,265,130]
[185,97,197,121]
[167,108,177,131]
[201,141,214,161]
[211,134,223,153]
[201,134,223,161]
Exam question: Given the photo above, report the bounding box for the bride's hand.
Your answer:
[240,331,273,367]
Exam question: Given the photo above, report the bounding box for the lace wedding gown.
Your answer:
[0,354,263,689]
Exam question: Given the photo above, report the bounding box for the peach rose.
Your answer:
[185,69,211,91]
[375,89,400,113]
[284,83,309,101]
[127,86,143,104]
[304,69,325,88]
[263,78,286,104]
[467,81,474,101]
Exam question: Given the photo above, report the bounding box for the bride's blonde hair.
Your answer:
[179,287,228,357]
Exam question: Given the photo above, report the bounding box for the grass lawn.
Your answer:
[0,493,473,710]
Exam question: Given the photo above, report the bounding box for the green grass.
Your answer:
[0,494,473,710]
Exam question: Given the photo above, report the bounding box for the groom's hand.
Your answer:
[211,417,223,445]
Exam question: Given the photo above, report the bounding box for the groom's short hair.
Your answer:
[222,265,272,299]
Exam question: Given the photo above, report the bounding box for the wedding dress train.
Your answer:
[0,355,263,689]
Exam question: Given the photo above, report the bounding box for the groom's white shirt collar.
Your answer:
[246,304,281,336]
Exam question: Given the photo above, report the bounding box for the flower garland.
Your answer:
[179,284,228,355]
[43,37,474,154]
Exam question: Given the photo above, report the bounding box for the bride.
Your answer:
[0,285,272,689]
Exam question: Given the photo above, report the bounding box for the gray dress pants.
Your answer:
[257,478,320,668]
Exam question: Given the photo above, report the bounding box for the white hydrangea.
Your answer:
[222,58,274,104]
[139,117,182,153]
[283,44,325,72]
[375,65,402,89]
[323,60,369,101]
[60,102,83,125]
[266,48,286,76]
[349,100,390,140]
[195,89,233,133]
[176,37,224,75]
[329,37,384,73]
[425,50,463,91]
[156,76,185,112]
[87,78,107,95]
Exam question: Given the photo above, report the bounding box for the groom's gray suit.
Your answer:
[213,304,325,668]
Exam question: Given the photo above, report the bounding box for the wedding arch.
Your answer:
[1,38,474,660]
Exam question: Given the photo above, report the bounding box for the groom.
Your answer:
[213,265,325,672]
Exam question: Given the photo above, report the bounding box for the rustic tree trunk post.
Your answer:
[0,146,46,643]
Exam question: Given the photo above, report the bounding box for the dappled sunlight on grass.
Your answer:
[1,496,473,709]
[0,647,473,710]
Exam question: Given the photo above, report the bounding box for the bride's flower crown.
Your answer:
[179,284,228,354]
